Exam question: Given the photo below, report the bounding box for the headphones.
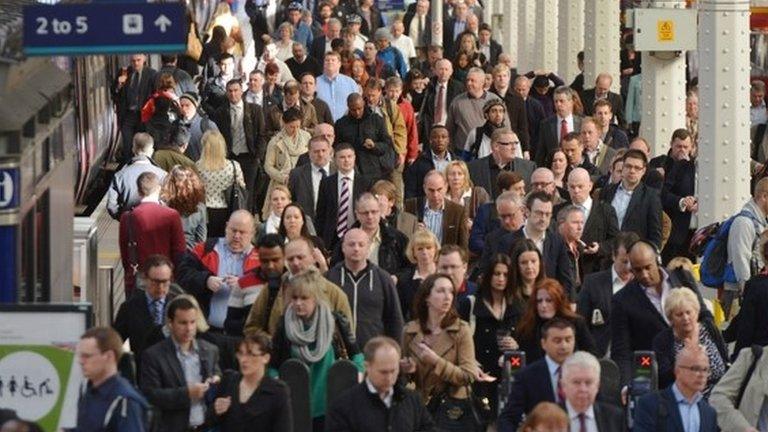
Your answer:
[628,238,663,265]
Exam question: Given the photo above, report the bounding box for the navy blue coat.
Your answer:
[633,387,719,432]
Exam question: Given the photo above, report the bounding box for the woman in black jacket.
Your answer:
[211,332,293,432]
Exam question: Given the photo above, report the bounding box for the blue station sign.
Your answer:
[23,3,187,56]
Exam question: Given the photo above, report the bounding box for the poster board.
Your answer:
[0,304,92,431]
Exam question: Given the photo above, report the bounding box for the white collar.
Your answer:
[312,163,330,173]
[544,355,560,377]
[339,170,355,182]
[365,378,394,406]
[566,400,596,420]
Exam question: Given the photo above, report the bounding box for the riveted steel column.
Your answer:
[584,0,621,93]
[503,0,519,70]
[431,0,442,49]
[558,0,584,84]
[640,0,688,156]
[534,0,559,73]
[517,0,537,74]
[698,0,751,225]
[483,0,493,25]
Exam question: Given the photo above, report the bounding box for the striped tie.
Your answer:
[337,176,351,238]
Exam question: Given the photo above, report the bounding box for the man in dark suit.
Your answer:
[661,129,698,263]
[112,54,157,163]
[113,254,178,371]
[536,86,584,166]
[496,191,576,299]
[316,143,372,250]
[476,191,526,276]
[514,75,548,154]
[633,345,718,432]
[555,168,619,274]
[478,23,503,67]
[442,0,470,58]
[468,128,535,199]
[498,318,577,432]
[490,64,530,154]
[403,0,431,51]
[404,125,456,199]
[404,170,469,249]
[577,232,638,357]
[140,297,221,432]
[309,17,341,63]
[419,59,464,142]
[611,241,711,385]
[600,150,663,248]
[561,351,626,431]
[582,73,626,128]
[288,134,334,220]
[212,79,267,212]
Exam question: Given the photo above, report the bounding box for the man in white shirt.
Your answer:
[244,70,265,106]
[390,19,416,72]
[751,80,767,127]
[561,351,625,431]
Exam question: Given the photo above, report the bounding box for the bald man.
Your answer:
[177,210,261,332]
[553,168,619,274]
[610,241,710,385]
[326,228,404,347]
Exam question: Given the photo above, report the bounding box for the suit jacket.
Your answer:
[287,162,335,220]
[402,6,432,48]
[212,101,267,160]
[600,181,663,248]
[590,143,619,176]
[634,388,718,432]
[661,158,695,258]
[419,78,464,141]
[554,199,619,274]
[525,97,548,154]
[404,197,469,249]
[497,359,556,432]
[535,114,584,166]
[577,269,618,358]
[487,39,503,66]
[309,96,335,125]
[468,202,499,255]
[315,172,372,249]
[610,269,711,385]
[139,338,221,432]
[309,36,329,64]
[591,401,627,431]
[497,228,576,300]
[604,124,629,149]
[442,17,464,58]
[112,66,157,121]
[735,274,768,355]
[403,149,457,199]
[490,86,531,152]
[582,88,626,129]
[113,290,177,366]
[467,155,535,199]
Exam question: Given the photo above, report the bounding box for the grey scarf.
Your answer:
[284,302,335,363]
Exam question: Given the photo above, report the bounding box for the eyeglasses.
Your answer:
[622,163,645,172]
[678,365,710,375]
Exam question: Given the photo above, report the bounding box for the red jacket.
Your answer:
[119,201,186,294]
[399,99,420,161]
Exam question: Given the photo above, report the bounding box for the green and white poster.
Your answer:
[0,304,91,431]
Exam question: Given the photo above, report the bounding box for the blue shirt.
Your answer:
[611,182,634,228]
[76,374,148,432]
[208,238,249,328]
[145,292,166,325]
[173,339,206,427]
[316,73,360,121]
[423,202,444,243]
[671,383,702,432]
[291,22,313,50]
[376,46,407,79]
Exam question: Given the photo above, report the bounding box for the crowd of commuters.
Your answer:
[7,0,765,431]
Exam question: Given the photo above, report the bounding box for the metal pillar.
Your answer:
[534,0,558,73]
[558,0,584,84]
[584,0,621,93]
[698,0,751,225]
[431,0,442,50]
[640,1,688,156]
[483,0,493,25]
[503,0,519,69]
[517,1,537,74]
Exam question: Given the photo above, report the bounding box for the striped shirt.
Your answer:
[423,202,444,243]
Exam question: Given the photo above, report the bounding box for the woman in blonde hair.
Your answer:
[161,166,207,248]
[196,130,245,238]
[396,229,439,321]
[444,160,490,225]
[271,268,363,431]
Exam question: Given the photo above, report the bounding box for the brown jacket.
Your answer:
[377,99,408,156]
[243,276,353,336]
[402,319,478,401]
[404,197,469,249]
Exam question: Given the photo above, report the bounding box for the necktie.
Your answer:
[556,366,565,403]
[152,299,163,325]
[337,176,351,238]
[435,84,445,125]
[319,167,328,179]
[560,118,569,142]
[578,413,587,432]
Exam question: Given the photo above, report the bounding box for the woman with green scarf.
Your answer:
[270,268,363,432]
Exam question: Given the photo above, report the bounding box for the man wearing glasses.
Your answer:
[468,127,535,199]
[114,254,179,373]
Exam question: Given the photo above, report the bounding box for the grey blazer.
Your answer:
[710,345,768,431]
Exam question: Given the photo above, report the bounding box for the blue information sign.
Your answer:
[23,3,187,56]
[0,167,19,212]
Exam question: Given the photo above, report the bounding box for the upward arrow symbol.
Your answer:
[154,15,171,33]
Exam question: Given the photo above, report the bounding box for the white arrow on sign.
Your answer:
[154,15,171,33]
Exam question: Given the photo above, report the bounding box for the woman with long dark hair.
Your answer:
[515,278,596,362]
[277,203,328,273]
[508,239,545,302]
[457,254,525,422]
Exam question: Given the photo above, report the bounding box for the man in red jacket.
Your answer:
[119,171,186,295]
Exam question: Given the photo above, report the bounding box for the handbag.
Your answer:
[426,384,487,432]
[225,160,247,213]
[186,22,203,61]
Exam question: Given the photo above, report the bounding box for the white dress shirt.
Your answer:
[311,163,330,209]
